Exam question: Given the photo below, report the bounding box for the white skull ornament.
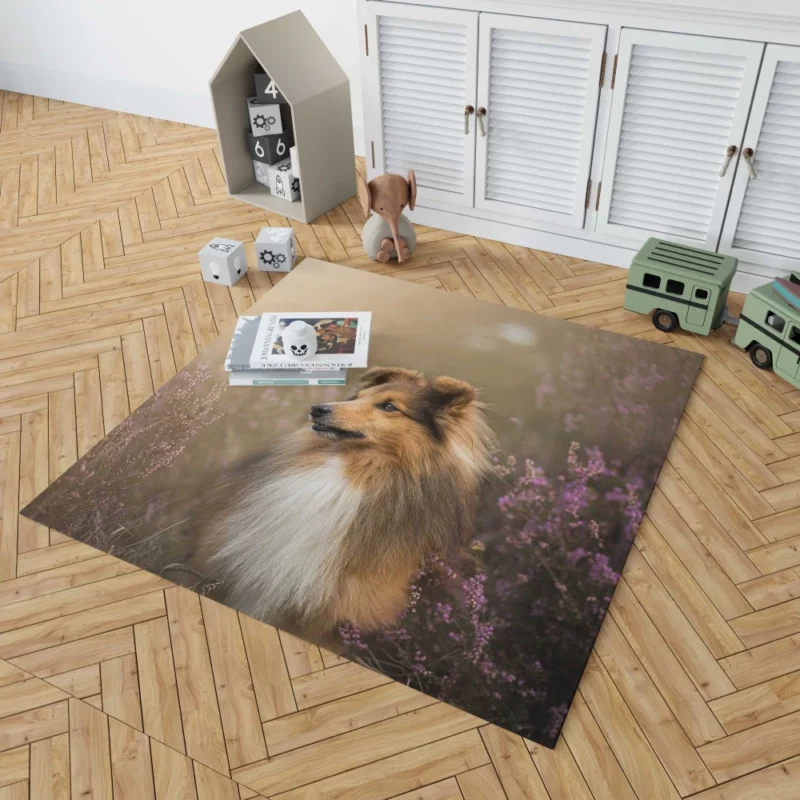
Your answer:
[281,321,318,359]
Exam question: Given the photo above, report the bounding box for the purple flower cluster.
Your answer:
[338,442,645,744]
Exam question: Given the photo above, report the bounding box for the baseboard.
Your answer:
[0,61,366,156]
[408,205,776,295]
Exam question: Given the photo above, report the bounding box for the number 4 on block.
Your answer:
[255,72,287,104]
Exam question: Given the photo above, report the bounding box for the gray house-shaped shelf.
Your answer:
[210,11,356,223]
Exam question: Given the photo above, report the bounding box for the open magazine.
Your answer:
[249,312,371,371]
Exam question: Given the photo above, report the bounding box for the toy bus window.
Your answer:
[696,288,709,300]
[666,279,685,295]
[790,327,800,346]
[643,273,660,289]
[766,311,786,333]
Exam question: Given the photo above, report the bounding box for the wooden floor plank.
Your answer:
[109,716,156,800]
[575,655,680,800]
[199,598,267,769]
[29,733,70,800]
[69,698,113,799]
[594,615,716,794]
[134,616,185,753]
[100,653,143,731]
[164,587,229,776]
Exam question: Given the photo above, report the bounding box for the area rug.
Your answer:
[22,258,702,748]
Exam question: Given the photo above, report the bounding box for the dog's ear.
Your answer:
[426,376,476,416]
[356,366,424,391]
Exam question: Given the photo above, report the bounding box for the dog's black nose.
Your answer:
[310,404,332,420]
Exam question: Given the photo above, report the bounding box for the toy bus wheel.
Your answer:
[750,344,773,370]
[652,309,679,332]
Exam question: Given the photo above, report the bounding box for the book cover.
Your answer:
[229,368,347,386]
[249,312,371,371]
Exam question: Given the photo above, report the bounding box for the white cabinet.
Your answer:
[475,15,606,227]
[595,29,764,248]
[364,3,606,221]
[360,0,800,286]
[364,1,478,207]
[719,44,800,270]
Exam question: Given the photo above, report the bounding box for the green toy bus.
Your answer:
[623,238,738,336]
[733,280,800,384]
[624,238,800,391]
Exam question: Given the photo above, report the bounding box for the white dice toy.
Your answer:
[267,159,300,201]
[255,227,297,273]
[253,161,271,189]
[247,97,290,137]
[290,146,301,179]
[199,237,246,285]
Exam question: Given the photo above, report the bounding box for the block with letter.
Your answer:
[267,159,300,201]
[254,70,287,104]
[247,129,294,166]
[247,97,291,137]
[199,237,246,285]
[290,145,301,179]
[255,226,296,273]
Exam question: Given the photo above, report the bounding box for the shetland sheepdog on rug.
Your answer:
[192,366,496,643]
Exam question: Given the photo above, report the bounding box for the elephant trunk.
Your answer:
[388,217,404,264]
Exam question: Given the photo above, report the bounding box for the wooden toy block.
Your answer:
[255,226,296,273]
[267,159,300,201]
[247,129,294,165]
[247,97,291,137]
[254,70,288,104]
[199,237,247,285]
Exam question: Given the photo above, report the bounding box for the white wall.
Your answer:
[0,0,365,153]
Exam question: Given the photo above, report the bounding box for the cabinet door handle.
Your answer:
[476,107,487,138]
[743,147,758,180]
[719,144,737,177]
[464,105,475,135]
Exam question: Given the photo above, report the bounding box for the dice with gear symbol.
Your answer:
[247,97,291,137]
[267,158,300,201]
[255,226,297,273]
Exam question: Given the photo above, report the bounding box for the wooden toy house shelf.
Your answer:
[210,11,356,224]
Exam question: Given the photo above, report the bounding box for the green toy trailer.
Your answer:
[624,238,738,336]
[733,279,800,384]
[624,238,800,392]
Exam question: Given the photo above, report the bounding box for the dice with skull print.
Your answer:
[267,159,300,201]
[255,226,297,273]
[247,97,291,137]
[198,237,246,286]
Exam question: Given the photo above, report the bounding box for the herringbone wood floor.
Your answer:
[0,91,799,800]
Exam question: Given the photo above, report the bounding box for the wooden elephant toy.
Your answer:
[356,170,417,263]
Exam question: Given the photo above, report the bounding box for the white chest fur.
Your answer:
[211,457,363,622]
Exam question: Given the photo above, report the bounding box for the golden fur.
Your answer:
[192,367,496,644]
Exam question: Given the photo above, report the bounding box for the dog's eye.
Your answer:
[376,401,397,412]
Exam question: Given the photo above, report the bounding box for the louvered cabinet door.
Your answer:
[364,1,478,207]
[475,14,607,227]
[595,29,764,248]
[719,45,800,270]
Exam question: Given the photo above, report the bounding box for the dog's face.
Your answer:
[308,367,476,446]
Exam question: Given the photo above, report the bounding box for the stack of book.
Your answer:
[224,312,371,386]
